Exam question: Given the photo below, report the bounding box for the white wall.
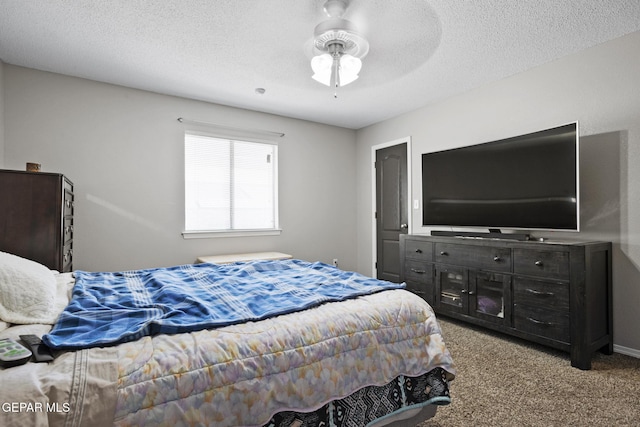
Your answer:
[356,31,640,354]
[3,66,358,272]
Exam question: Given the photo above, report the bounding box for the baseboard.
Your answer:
[614,344,640,359]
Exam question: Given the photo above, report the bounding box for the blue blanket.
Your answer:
[43,259,404,350]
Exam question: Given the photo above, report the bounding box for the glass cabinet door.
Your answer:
[470,271,511,325]
[436,267,467,312]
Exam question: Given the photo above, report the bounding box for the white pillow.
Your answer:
[0,252,57,324]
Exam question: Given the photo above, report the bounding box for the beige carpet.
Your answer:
[420,317,640,426]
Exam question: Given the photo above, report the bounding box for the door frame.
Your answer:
[370,136,413,277]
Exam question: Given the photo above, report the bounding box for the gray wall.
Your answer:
[0,61,4,165]
[3,65,358,272]
[356,31,640,355]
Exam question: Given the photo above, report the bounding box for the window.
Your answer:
[184,133,278,236]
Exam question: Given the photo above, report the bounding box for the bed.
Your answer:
[0,251,455,427]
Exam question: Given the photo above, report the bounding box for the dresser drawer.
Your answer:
[404,239,433,262]
[63,218,74,244]
[405,272,434,304]
[404,260,432,283]
[513,249,569,280]
[513,277,569,310]
[62,243,73,272]
[435,243,511,272]
[63,192,74,217]
[514,304,570,343]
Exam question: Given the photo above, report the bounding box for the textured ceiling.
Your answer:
[1,0,639,129]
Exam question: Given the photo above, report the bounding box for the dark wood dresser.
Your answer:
[400,234,613,370]
[0,169,74,272]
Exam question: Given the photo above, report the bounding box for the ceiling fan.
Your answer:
[309,0,369,96]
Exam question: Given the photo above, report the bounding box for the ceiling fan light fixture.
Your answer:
[311,53,361,87]
[311,53,333,85]
[310,0,368,92]
[339,54,362,84]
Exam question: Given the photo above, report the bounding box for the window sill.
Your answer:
[182,229,282,239]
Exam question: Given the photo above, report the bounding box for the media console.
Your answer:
[400,234,613,370]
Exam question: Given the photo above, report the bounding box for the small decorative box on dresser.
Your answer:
[0,169,74,272]
[400,234,613,370]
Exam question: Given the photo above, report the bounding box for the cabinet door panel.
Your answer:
[470,271,511,325]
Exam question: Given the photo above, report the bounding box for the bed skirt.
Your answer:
[264,368,451,426]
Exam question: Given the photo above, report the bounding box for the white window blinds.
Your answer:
[185,133,278,232]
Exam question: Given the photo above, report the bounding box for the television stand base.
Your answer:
[430,230,530,241]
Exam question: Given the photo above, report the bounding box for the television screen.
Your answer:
[422,122,579,231]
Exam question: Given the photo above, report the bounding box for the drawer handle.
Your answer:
[440,251,448,256]
[410,268,426,274]
[415,249,423,254]
[525,288,554,297]
[526,316,556,327]
[534,260,544,267]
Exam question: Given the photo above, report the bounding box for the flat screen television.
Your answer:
[421,122,579,234]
